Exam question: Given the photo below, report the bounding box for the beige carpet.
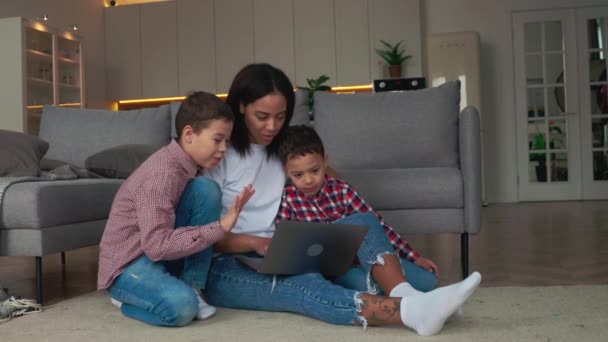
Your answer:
[3,285,607,342]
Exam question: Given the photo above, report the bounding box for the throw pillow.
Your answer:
[85,144,159,179]
[0,129,49,177]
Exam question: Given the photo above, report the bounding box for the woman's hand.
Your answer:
[219,184,255,232]
[250,236,272,256]
[414,257,439,276]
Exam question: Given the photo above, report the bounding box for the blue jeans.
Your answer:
[107,177,221,326]
[206,212,436,326]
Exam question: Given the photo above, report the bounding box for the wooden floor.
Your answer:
[1,201,607,305]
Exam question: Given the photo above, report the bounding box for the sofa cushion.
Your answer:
[0,130,49,177]
[170,101,181,138]
[85,144,158,179]
[336,167,463,210]
[314,81,461,169]
[0,179,123,229]
[39,105,171,168]
[290,90,311,126]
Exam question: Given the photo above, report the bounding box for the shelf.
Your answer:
[58,56,80,65]
[1,17,83,134]
[26,48,53,59]
[59,83,80,89]
[27,77,53,86]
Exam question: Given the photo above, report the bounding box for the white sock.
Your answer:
[389,282,423,297]
[110,297,122,309]
[400,271,481,336]
[192,288,216,320]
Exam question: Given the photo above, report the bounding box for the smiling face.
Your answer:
[181,118,233,169]
[284,152,328,196]
[240,92,287,145]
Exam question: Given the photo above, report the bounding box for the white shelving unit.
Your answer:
[0,17,84,135]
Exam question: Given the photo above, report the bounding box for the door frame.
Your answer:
[513,9,582,201]
[577,7,608,199]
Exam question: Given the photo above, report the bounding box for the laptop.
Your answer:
[236,221,368,277]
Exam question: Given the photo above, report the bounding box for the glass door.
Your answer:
[578,8,608,199]
[513,10,581,201]
[56,31,83,108]
[25,25,54,135]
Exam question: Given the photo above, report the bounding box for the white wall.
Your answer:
[422,0,607,203]
[0,0,107,109]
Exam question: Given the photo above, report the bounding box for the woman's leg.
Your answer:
[108,255,199,327]
[334,259,438,294]
[208,254,378,325]
[206,254,481,335]
[173,176,222,289]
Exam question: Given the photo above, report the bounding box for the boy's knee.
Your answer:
[347,212,378,225]
[190,177,222,201]
[413,270,438,293]
[163,291,198,326]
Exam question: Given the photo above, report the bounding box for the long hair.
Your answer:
[226,63,295,157]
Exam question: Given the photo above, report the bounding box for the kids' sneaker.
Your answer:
[0,297,42,323]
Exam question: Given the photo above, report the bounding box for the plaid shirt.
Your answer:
[97,140,225,289]
[276,175,419,262]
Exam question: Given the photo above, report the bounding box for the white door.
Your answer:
[514,10,581,201]
[577,7,608,199]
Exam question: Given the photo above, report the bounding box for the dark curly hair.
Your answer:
[279,125,325,164]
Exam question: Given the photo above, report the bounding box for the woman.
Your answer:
[204,63,480,336]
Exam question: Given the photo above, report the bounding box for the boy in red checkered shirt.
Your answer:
[277,124,439,295]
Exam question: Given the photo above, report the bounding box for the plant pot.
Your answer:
[388,65,402,78]
[535,159,547,182]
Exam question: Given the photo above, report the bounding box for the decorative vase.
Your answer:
[388,65,402,78]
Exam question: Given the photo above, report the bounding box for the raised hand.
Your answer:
[219,184,255,232]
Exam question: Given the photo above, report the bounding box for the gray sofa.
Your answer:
[1,81,480,304]
[0,104,176,304]
[308,81,481,277]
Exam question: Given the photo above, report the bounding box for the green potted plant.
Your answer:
[375,40,412,78]
[297,74,331,120]
[529,125,564,181]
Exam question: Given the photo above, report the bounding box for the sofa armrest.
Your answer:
[459,106,482,234]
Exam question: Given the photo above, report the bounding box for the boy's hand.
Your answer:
[414,257,439,276]
[219,184,255,232]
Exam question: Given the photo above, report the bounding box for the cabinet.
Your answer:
[0,17,84,135]
[104,0,422,99]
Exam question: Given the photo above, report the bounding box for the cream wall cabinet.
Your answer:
[214,0,255,92]
[141,1,178,97]
[253,0,296,83]
[0,17,84,135]
[104,0,422,100]
[105,5,141,100]
[177,0,216,94]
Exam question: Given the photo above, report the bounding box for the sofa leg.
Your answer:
[461,233,469,278]
[35,256,43,305]
[61,251,66,267]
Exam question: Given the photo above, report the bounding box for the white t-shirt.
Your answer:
[205,144,285,237]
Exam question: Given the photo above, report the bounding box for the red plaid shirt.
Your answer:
[276,175,419,262]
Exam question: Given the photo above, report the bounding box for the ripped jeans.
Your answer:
[206,212,436,326]
[106,177,220,326]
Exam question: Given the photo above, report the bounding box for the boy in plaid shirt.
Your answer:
[277,125,439,295]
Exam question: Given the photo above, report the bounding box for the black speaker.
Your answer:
[373,77,426,92]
